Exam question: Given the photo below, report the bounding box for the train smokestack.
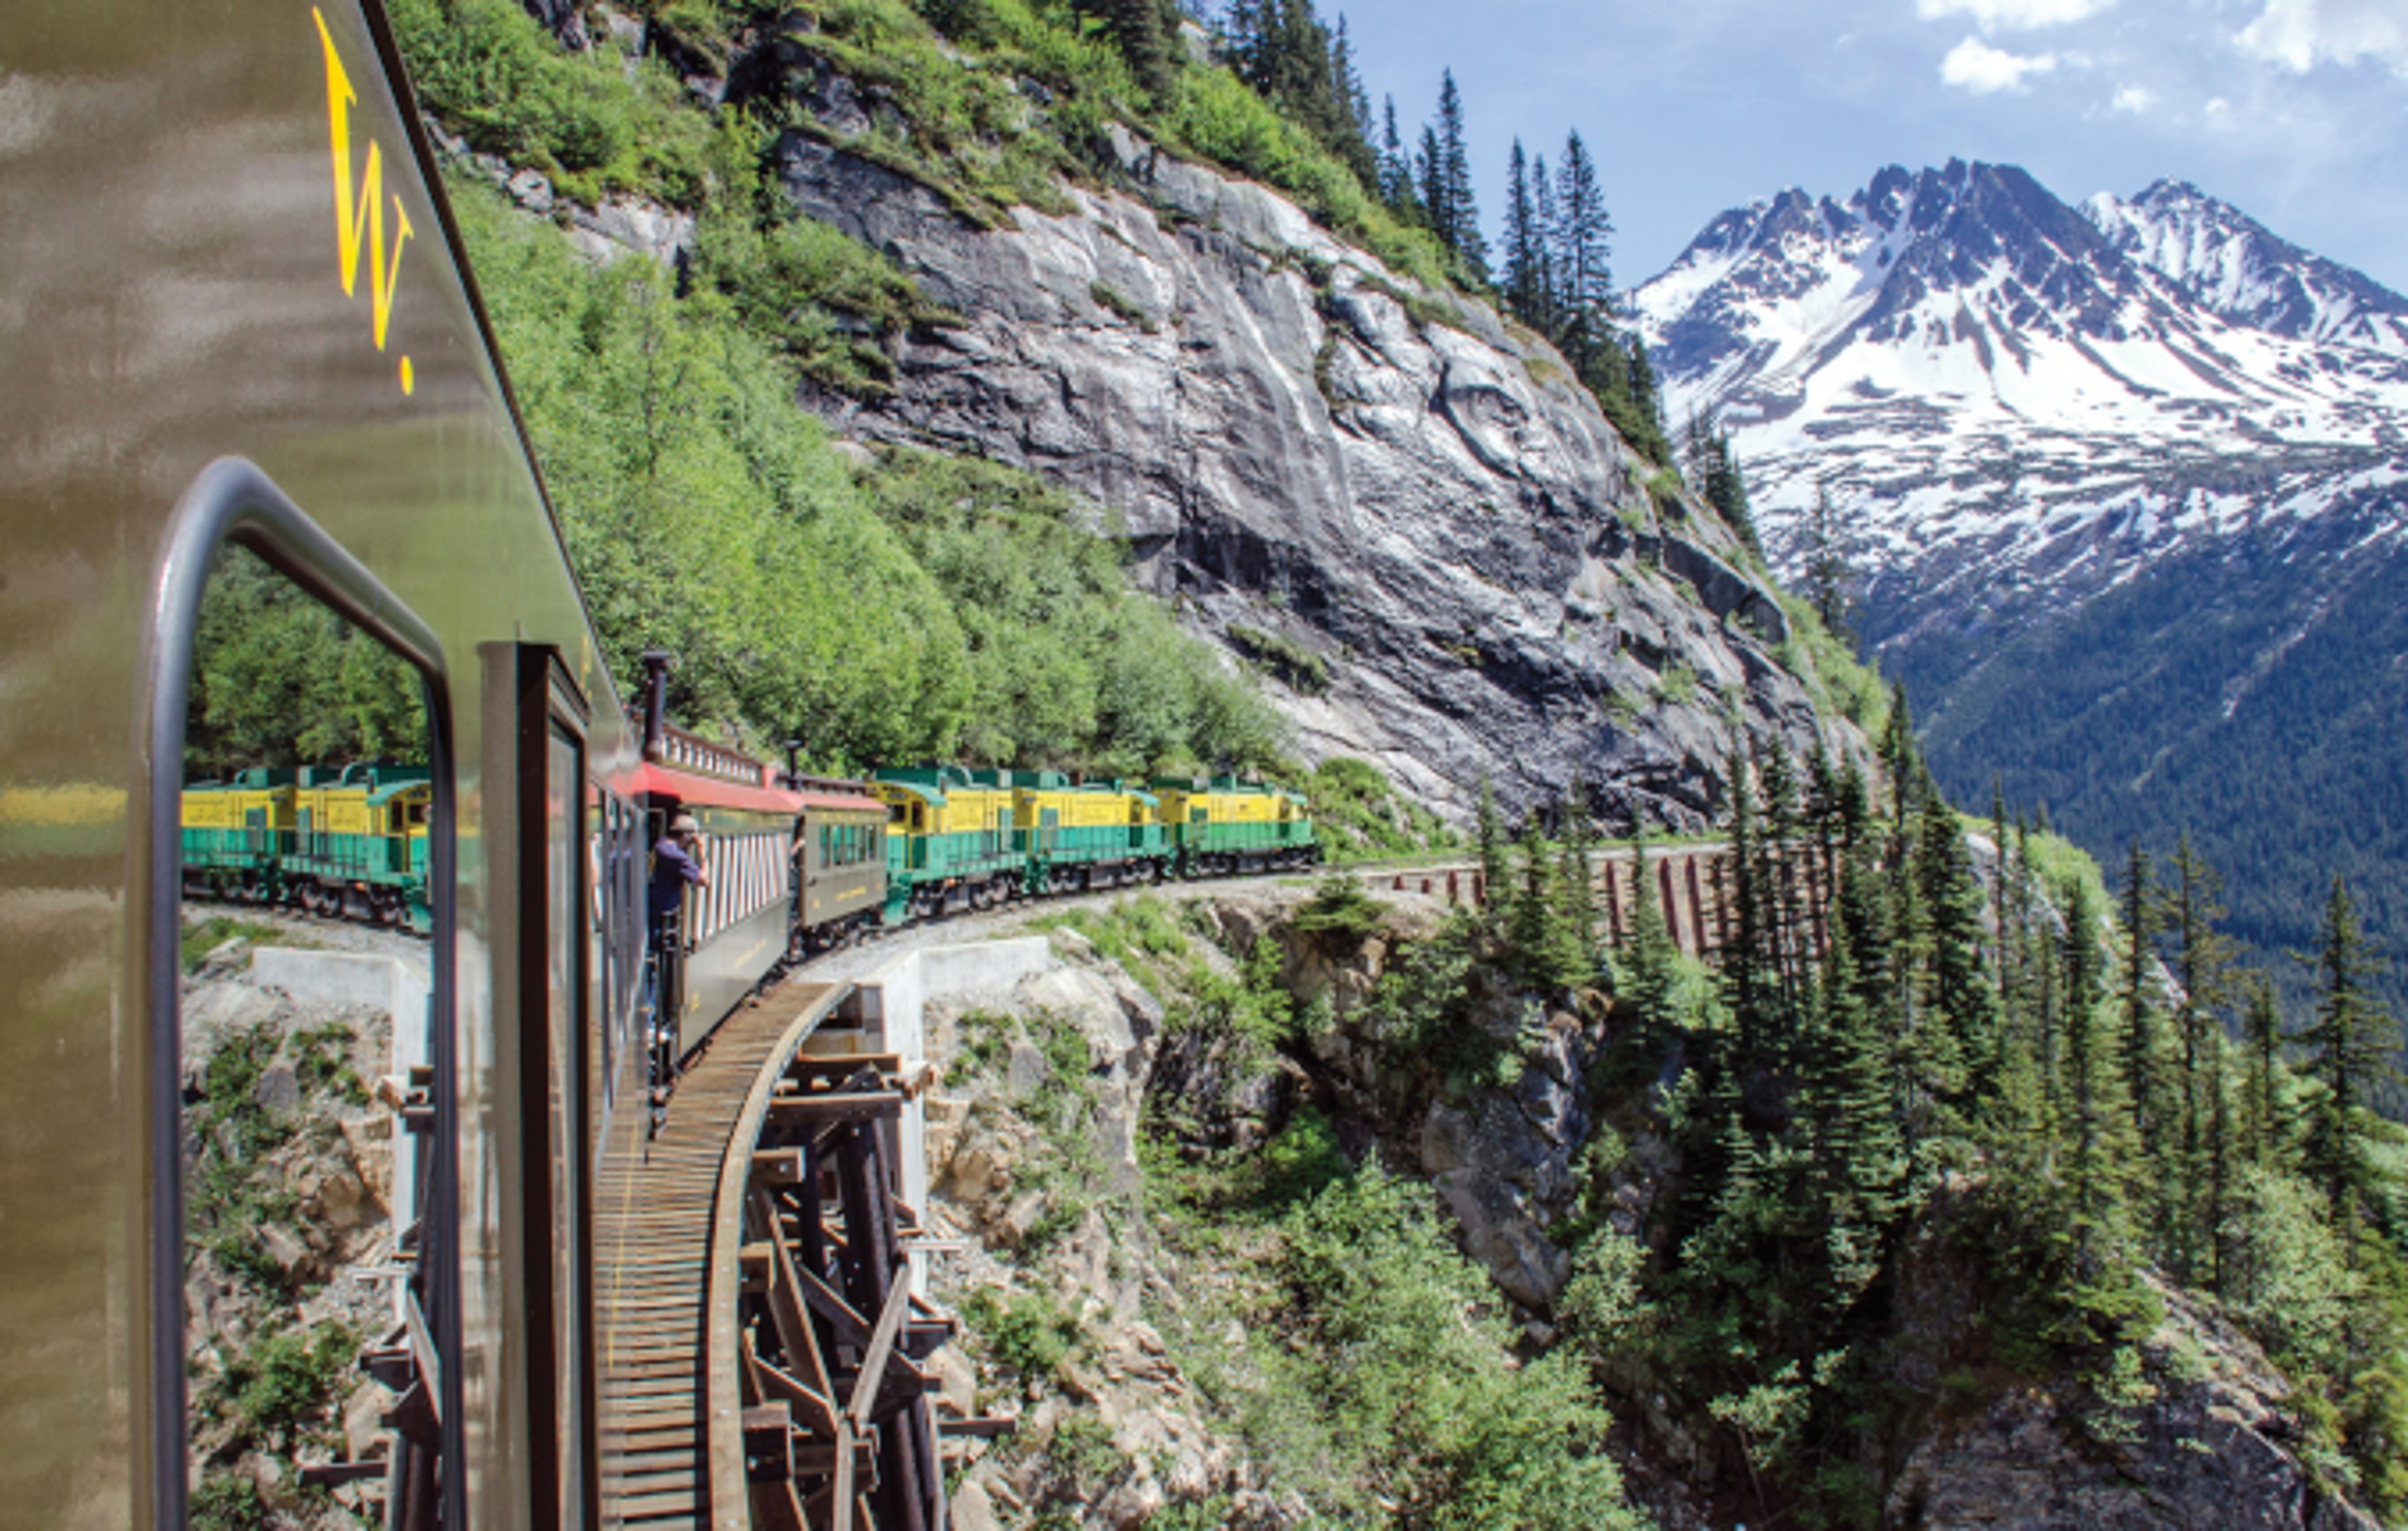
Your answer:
[641,650,673,760]
[782,739,801,790]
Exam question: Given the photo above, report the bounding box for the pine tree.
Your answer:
[1415,122,1447,248]
[1797,482,1858,644]
[1432,70,1489,283]
[1916,787,1997,1106]
[1529,150,1559,331]
[2117,842,2172,1154]
[1511,813,1575,987]
[1722,749,1773,1074]
[1758,744,1807,1017]
[1378,95,1418,220]
[1326,14,1376,189]
[1475,774,1508,926]
[1620,826,1680,1047]
[2061,877,2136,1260]
[1502,139,1545,325]
[1628,337,1667,450]
[1804,912,1907,1300]
[1558,772,1600,977]
[2295,875,2400,1234]
[2161,836,2241,1284]
[1079,0,1180,100]
[2241,972,2288,1171]
[1553,131,1612,344]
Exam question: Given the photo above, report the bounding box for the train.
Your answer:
[0,2,1311,1527]
[181,705,1319,973]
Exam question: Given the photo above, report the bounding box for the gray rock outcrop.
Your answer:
[1886,1276,2385,1530]
[758,101,1847,824]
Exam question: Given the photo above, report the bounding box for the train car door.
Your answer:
[484,643,597,1530]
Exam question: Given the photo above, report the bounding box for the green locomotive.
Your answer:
[869,766,1316,922]
[180,762,432,928]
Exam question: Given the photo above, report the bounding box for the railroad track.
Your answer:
[593,980,854,1530]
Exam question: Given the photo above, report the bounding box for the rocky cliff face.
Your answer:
[749,103,1835,824]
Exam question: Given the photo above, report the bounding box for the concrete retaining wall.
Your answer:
[845,937,1057,1286]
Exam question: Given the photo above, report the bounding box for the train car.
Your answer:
[793,776,890,952]
[871,766,1025,921]
[179,767,299,902]
[1153,776,1321,876]
[284,761,434,925]
[1015,774,1167,892]
[0,4,968,1525]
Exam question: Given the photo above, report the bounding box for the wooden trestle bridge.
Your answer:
[1353,841,1829,962]
[592,979,1000,1531]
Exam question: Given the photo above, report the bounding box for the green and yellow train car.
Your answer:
[179,767,298,902]
[871,766,1025,921]
[284,762,432,925]
[1017,774,1167,892]
[1152,776,1319,877]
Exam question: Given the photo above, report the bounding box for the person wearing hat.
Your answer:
[650,811,710,943]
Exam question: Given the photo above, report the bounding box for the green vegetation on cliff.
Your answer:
[446,171,1281,773]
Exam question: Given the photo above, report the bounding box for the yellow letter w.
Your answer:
[314,8,413,350]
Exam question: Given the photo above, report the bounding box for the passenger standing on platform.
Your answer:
[651,812,709,944]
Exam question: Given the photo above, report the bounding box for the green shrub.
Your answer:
[389,0,709,206]
[1225,622,1329,695]
[1088,279,1157,332]
[963,1286,1086,1386]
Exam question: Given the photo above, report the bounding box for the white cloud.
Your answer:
[1940,34,2062,90]
[2237,0,2408,74]
[1915,0,2115,31]
[2111,83,2158,112]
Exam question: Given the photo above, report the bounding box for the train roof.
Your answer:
[630,760,881,817]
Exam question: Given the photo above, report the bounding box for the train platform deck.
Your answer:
[593,979,852,1531]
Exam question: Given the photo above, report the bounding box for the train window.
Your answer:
[156,480,457,1531]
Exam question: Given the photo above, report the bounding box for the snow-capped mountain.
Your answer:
[2087,179,2408,355]
[1635,159,2408,591]
[1635,159,2408,1012]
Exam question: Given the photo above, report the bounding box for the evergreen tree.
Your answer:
[1502,139,1545,325]
[2295,875,2400,1235]
[1529,150,1559,331]
[1915,787,1996,1107]
[2162,836,2241,1283]
[1511,812,1577,987]
[1475,774,1508,927]
[1378,95,1418,220]
[1558,773,1600,977]
[1077,0,1180,100]
[1627,338,1667,451]
[1804,913,1907,1302]
[2117,841,2172,1154]
[2241,972,2288,1171]
[1430,70,1489,283]
[2061,877,2136,1259]
[1620,826,1679,1047]
[1758,744,1807,1018]
[1796,481,1858,644]
[1327,14,1377,189]
[1551,130,1613,354]
[1415,122,1447,248]
[1722,749,1773,1074]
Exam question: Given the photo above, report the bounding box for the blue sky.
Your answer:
[1327,0,2408,292]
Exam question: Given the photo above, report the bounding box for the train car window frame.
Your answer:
[139,456,463,1530]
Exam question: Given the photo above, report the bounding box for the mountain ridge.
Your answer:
[1636,155,2408,1018]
